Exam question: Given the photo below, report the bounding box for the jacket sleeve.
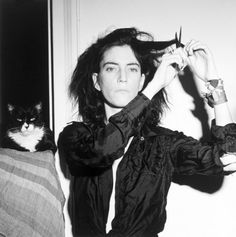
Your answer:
[58,94,150,170]
[170,121,236,175]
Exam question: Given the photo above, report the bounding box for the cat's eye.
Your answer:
[30,118,36,121]
[17,118,22,122]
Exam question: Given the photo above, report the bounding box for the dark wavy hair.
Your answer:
[69,27,177,125]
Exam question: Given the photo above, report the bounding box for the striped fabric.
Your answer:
[0,148,65,237]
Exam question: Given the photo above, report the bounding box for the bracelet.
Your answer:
[203,79,227,107]
[205,79,223,91]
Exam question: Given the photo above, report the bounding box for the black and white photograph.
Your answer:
[1,0,236,237]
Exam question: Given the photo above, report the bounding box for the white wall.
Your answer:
[52,0,236,236]
[52,0,79,235]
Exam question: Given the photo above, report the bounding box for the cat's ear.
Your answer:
[7,104,14,113]
[35,102,42,112]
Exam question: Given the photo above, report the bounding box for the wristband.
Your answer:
[203,79,227,107]
[205,79,223,91]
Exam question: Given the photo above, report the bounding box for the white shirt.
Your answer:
[106,137,133,233]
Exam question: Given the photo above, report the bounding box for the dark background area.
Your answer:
[0,0,49,137]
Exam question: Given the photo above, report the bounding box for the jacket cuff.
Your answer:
[123,93,150,119]
[211,120,236,152]
[109,93,150,131]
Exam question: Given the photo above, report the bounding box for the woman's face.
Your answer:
[93,45,145,109]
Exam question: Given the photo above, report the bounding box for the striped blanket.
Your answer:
[0,148,65,237]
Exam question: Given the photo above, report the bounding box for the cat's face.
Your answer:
[7,102,44,135]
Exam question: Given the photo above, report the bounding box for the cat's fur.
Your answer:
[1,102,57,154]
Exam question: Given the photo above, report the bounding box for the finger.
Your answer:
[186,40,202,56]
[163,48,187,61]
[184,40,203,55]
[223,162,236,172]
[161,53,185,70]
[165,44,176,54]
[174,48,188,69]
[185,40,209,56]
[184,39,196,56]
[167,48,188,71]
[220,154,236,166]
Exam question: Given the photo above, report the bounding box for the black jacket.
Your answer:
[58,94,236,237]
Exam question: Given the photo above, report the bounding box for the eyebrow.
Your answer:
[102,62,118,68]
[127,63,140,67]
[102,62,140,68]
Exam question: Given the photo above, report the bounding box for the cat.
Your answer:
[1,102,57,154]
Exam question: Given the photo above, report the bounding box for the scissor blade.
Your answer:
[179,27,182,46]
[175,27,183,48]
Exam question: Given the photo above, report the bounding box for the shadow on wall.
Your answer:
[172,66,224,193]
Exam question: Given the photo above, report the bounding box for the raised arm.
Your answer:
[174,40,236,172]
[184,40,234,126]
[58,94,150,171]
[142,46,187,100]
[143,39,236,173]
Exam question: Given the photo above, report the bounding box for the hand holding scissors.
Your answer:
[174,28,219,81]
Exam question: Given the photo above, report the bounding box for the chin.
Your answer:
[111,97,134,108]
[104,92,137,108]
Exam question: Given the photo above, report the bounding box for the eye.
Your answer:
[30,118,36,121]
[105,67,115,72]
[130,68,138,72]
[17,118,22,122]
[128,64,140,73]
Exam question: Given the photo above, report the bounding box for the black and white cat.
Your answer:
[1,102,57,154]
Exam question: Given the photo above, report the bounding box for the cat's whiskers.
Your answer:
[8,127,21,133]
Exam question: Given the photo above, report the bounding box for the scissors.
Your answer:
[172,27,185,71]
[175,27,184,49]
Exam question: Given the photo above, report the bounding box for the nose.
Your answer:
[118,69,127,83]
[23,122,29,129]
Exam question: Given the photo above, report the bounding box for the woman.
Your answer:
[58,28,236,237]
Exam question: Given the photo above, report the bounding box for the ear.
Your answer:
[35,102,42,112]
[138,74,146,91]
[7,104,14,113]
[92,73,101,91]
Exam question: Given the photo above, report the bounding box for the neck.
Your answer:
[104,103,122,122]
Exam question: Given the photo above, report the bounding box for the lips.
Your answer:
[115,89,129,93]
